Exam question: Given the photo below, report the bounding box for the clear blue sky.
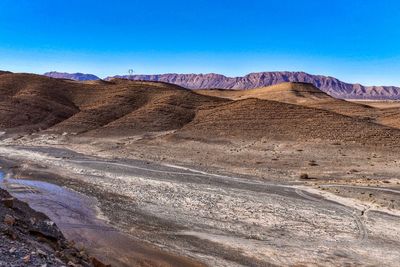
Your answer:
[0,0,399,85]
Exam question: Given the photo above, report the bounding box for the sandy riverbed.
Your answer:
[0,135,399,266]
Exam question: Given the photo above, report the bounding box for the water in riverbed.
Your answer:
[0,171,203,267]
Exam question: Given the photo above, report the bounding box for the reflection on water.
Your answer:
[0,170,200,267]
[0,171,101,227]
[2,172,112,229]
[0,171,126,264]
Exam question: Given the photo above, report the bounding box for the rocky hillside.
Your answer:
[44,72,100,81]
[109,72,400,100]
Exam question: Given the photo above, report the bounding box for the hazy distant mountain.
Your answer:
[108,72,400,100]
[44,71,100,81]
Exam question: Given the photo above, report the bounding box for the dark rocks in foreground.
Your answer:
[0,188,107,267]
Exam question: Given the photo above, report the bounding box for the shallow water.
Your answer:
[0,171,202,267]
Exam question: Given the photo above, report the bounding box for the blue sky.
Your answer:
[0,0,399,85]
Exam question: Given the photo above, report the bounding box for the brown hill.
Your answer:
[1,72,400,148]
[348,101,400,130]
[176,97,400,147]
[0,71,11,75]
[0,73,226,135]
[52,79,227,136]
[196,82,376,119]
[369,107,400,130]
[0,73,79,133]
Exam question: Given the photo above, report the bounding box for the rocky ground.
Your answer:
[0,187,106,267]
[1,133,400,266]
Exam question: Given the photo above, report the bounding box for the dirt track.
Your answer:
[1,144,399,267]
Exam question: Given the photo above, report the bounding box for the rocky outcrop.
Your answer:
[0,188,95,266]
[108,72,400,100]
[44,72,100,81]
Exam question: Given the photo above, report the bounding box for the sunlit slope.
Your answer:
[176,97,400,147]
[196,82,376,119]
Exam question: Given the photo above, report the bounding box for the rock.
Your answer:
[22,255,31,263]
[67,261,79,267]
[9,247,16,253]
[37,249,47,257]
[30,217,37,225]
[300,173,310,180]
[91,257,111,267]
[1,197,14,208]
[4,228,18,240]
[79,250,88,258]
[45,220,55,226]
[4,214,16,226]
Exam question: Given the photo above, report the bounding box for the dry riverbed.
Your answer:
[0,134,400,266]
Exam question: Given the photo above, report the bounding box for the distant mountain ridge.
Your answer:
[108,72,400,100]
[43,71,400,99]
[44,71,100,81]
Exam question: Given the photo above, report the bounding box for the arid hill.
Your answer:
[176,97,400,147]
[0,73,226,135]
[196,82,376,119]
[0,73,79,133]
[1,72,400,147]
[51,79,227,136]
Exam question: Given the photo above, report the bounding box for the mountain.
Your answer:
[108,72,400,100]
[44,71,100,81]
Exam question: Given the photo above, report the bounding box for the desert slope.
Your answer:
[176,97,400,147]
[196,82,376,119]
[0,73,79,133]
[0,73,226,135]
[52,79,227,135]
[1,72,400,148]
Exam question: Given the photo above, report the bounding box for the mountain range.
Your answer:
[44,71,100,81]
[44,71,400,99]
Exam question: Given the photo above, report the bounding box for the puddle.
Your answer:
[0,171,203,267]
